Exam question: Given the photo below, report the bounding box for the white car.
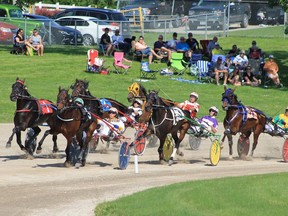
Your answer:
[55,16,119,46]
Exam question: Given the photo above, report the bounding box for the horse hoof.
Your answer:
[52,148,59,153]
[75,163,81,169]
[168,160,173,166]
[36,149,42,154]
[228,155,234,160]
[64,161,72,168]
[6,143,11,148]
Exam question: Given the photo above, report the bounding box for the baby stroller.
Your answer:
[87,49,106,73]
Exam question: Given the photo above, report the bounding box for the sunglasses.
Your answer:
[109,111,116,114]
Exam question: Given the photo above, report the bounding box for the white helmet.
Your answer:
[134,98,143,106]
[209,106,219,115]
[190,92,199,99]
[109,107,118,114]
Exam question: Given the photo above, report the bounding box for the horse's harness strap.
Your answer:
[225,105,247,130]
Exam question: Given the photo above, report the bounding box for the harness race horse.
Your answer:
[8,78,56,156]
[138,90,190,165]
[127,82,177,107]
[37,87,98,167]
[221,87,267,159]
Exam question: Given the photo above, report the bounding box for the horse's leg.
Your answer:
[52,135,59,153]
[36,129,51,154]
[250,129,261,158]
[64,137,73,168]
[220,134,226,149]
[175,129,186,157]
[15,127,26,152]
[227,134,234,160]
[6,128,16,148]
[158,136,166,164]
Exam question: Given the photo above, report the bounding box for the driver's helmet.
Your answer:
[134,98,143,106]
[74,98,84,106]
[209,106,219,116]
[190,92,199,99]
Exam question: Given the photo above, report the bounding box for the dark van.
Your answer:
[52,8,130,38]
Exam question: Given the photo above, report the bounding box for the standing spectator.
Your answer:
[233,50,249,70]
[100,27,114,56]
[134,36,163,64]
[154,34,172,61]
[263,55,283,87]
[166,32,178,51]
[243,66,261,86]
[112,29,131,55]
[186,32,200,53]
[29,29,44,56]
[213,56,228,86]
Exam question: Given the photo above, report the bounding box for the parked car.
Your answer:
[55,16,119,46]
[0,4,45,36]
[52,8,130,39]
[23,14,83,45]
[0,21,17,44]
[256,6,284,25]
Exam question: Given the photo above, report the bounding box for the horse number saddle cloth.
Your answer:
[170,107,185,125]
[246,107,258,120]
[37,100,56,115]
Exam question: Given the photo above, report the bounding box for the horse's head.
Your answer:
[10,78,30,101]
[145,90,162,111]
[71,79,90,97]
[221,86,238,109]
[127,82,146,103]
[57,87,71,109]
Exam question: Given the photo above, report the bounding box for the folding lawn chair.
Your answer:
[196,60,211,82]
[140,62,158,79]
[169,52,188,75]
[87,49,105,73]
[113,52,132,74]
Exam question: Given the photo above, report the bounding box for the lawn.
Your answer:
[1,28,287,123]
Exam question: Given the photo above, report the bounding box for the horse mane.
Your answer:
[139,84,147,96]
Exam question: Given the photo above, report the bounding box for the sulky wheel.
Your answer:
[163,134,174,162]
[210,139,221,166]
[189,135,201,150]
[237,135,250,158]
[133,129,146,156]
[282,139,288,162]
[118,142,130,170]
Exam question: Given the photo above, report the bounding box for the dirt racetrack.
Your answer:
[0,123,287,216]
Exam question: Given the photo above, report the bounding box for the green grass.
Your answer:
[1,31,287,123]
[95,172,288,216]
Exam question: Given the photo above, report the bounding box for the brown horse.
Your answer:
[8,78,56,156]
[127,82,177,107]
[138,90,190,165]
[36,87,98,167]
[221,86,267,159]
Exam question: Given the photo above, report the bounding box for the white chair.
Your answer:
[196,60,210,82]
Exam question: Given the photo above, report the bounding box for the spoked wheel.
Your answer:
[237,135,250,158]
[189,135,201,150]
[210,139,221,166]
[163,134,174,162]
[133,129,146,156]
[118,142,130,170]
[282,139,288,162]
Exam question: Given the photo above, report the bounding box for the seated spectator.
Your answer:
[186,32,200,53]
[242,66,261,86]
[263,55,283,87]
[228,44,240,58]
[176,36,192,61]
[166,32,178,51]
[213,56,228,86]
[134,35,163,64]
[207,36,219,58]
[233,50,249,70]
[228,66,242,86]
[112,29,131,55]
[211,42,225,56]
[154,34,172,61]
[100,27,114,56]
[14,28,36,56]
[29,29,44,56]
[248,40,263,59]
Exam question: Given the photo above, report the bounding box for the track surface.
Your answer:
[0,123,287,216]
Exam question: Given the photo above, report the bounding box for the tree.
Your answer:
[268,0,288,12]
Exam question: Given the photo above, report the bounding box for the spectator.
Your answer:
[207,36,219,58]
[14,28,36,56]
[186,32,200,53]
[233,49,249,70]
[112,29,131,55]
[248,40,263,59]
[263,55,283,87]
[166,32,178,51]
[213,56,228,86]
[211,42,225,56]
[176,36,192,60]
[228,66,242,86]
[228,44,240,57]
[100,27,114,56]
[154,34,172,61]
[29,29,44,56]
[242,66,261,86]
[177,92,200,119]
[134,35,163,64]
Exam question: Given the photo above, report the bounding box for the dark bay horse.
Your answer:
[37,87,98,167]
[127,82,177,107]
[221,87,267,159]
[8,78,56,155]
[138,90,190,165]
